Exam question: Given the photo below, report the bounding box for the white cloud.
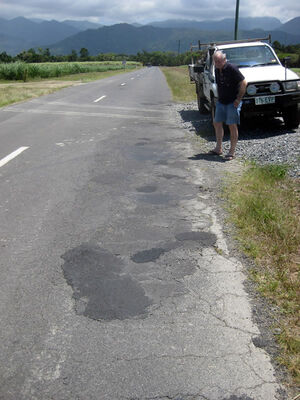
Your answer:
[0,0,299,23]
[241,0,300,22]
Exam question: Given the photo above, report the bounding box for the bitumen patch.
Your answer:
[138,192,174,204]
[61,243,152,321]
[61,230,217,321]
[222,396,254,400]
[131,247,166,263]
[159,173,185,180]
[131,231,217,264]
[175,231,216,246]
[136,185,157,193]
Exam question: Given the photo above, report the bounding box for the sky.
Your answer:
[0,0,299,25]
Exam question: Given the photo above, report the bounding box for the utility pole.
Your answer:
[234,0,240,40]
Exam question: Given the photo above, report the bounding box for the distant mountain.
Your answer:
[0,16,299,56]
[63,20,103,31]
[0,17,80,54]
[148,17,282,31]
[238,29,300,46]
[47,23,300,56]
[29,18,45,23]
[0,17,80,42]
[37,20,80,43]
[49,24,187,55]
[0,32,33,55]
[0,17,40,39]
[275,17,300,35]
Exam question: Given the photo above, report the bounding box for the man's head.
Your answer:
[213,51,227,70]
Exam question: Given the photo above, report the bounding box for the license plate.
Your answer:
[255,96,275,105]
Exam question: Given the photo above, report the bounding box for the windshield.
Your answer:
[222,45,279,68]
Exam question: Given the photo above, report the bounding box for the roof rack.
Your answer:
[190,35,271,51]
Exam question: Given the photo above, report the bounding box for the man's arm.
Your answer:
[234,79,247,108]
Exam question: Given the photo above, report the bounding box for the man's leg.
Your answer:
[213,121,224,154]
[228,123,239,157]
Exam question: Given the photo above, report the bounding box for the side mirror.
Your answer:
[194,65,204,73]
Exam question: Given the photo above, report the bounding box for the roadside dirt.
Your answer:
[0,80,79,88]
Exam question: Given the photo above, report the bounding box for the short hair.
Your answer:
[213,50,226,61]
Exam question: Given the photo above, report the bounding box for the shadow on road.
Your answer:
[188,153,226,163]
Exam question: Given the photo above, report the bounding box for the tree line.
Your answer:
[0,42,299,67]
[0,48,193,66]
[271,42,300,67]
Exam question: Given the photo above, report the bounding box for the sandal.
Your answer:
[208,149,223,156]
[225,154,235,160]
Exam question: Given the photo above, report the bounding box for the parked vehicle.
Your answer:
[188,37,300,129]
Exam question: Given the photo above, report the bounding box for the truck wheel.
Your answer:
[196,84,209,114]
[283,104,300,129]
[197,94,209,114]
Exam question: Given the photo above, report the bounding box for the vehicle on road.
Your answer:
[188,37,300,129]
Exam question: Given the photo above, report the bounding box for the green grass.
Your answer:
[0,61,140,81]
[224,163,300,388]
[160,66,196,102]
[0,65,141,107]
[292,68,300,76]
[52,68,136,82]
[0,82,72,107]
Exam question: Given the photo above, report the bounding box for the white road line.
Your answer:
[121,83,126,86]
[0,147,29,168]
[94,95,106,103]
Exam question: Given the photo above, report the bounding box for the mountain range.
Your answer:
[0,16,299,56]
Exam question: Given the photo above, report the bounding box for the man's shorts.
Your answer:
[214,101,242,125]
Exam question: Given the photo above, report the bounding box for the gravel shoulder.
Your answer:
[171,101,299,398]
[174,101,300,179]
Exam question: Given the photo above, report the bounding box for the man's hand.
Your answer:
[233,98,241,108]
[234,79,247,108]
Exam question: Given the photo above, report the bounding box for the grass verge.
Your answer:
[160,66,196,102]
[0,67,139,107]
[0,82,73,107]
[223,162,300,391]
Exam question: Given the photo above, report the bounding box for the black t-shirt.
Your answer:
[215,62,245,104]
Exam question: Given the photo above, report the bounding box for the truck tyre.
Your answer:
[197,93,209,114]
[196,84,209,114]
[283,105,300,129]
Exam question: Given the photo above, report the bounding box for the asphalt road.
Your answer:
[0,67,284,400]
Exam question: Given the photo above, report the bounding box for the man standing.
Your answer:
[210,51,247,160]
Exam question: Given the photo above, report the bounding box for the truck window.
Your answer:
[223,45,279,68]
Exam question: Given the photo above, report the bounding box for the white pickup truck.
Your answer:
[188,38,300,129]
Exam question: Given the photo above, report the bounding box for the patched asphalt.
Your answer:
[0,67,286,400]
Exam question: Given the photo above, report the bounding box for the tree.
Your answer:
[16,48,42,63]
[79,48,89,61]
[0,51,12,63]
[68,50,78,61]
[273,41,282,51]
